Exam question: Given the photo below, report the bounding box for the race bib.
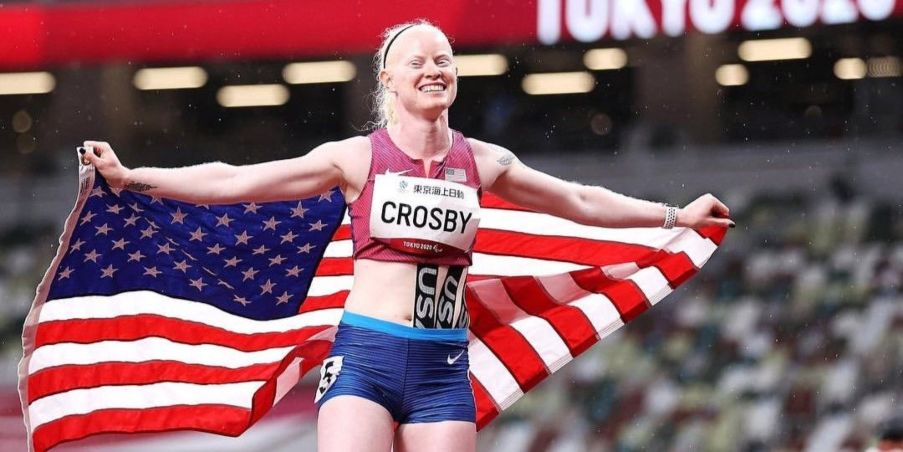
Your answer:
[370,174,480,256]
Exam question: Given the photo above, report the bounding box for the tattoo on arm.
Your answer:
[490,144,517,166]
[124,181,156,193]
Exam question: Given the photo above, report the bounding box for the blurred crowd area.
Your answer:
[0,167,899,451]
[477,181,902,451]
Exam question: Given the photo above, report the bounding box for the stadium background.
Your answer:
[0,0,900,450]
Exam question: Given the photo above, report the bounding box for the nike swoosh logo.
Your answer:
[384,169,412,176]
[447,350,465,365]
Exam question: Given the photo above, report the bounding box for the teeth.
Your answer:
[420,85,445,92]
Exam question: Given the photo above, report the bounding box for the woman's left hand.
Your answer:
[677,193,735,229]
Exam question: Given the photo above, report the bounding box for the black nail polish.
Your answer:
[729,222,736,228]
[77,146,87,155]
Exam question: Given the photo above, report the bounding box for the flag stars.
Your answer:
[285,266,303,277]
[143,266,162,278]
[280,230,298,244]
[233,295,251,306]
[80,211,97,225]
[216,213,234,228]
[84,249,102,263]
[129,202,144,213]
[252,244,270,255]
[206,243,226,255]
[124,214,140,227]
[189,227,207,242]
[297,243,315,254]
[174,260,191,273]
[268,255,287,267]
[275,291,292,305]
[262,216,281,231]
[157,243,175,255]
[243,203,260,214]
[106,204,124,215]
[95,223,113,236]
[290,202,308,219]
[150,196,163,205]
[71,238,86,252]
[259,279,276,295]
[224,256,242,268]
[128,250,146,262]
[189,278,208,292]
[309,220,327,232]
[140,226,157,239]
[100,264,118,279]
[318,190,334,202]
[58,266,74,280]
[89,187,106,198]
[234,230,253,245]
[111,238,130,250]
[241,267,259,281]
[170,208,188,224]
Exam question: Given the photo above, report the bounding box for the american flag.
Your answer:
[19,162,726,451]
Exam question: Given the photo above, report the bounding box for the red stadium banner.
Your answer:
[0,0,900,69]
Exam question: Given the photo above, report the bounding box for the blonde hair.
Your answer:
[370,20,446,130]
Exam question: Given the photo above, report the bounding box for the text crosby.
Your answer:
[379,202,475,234]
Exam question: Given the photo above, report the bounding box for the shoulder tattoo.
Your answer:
[124,181,156,193]
[490,144,516,167]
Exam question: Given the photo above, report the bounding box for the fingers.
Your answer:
[79,141,111,166]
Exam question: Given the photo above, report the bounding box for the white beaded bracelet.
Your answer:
[663,205,678,229]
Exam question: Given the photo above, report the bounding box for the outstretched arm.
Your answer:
[81,138,362,205]
[472,139,734,229]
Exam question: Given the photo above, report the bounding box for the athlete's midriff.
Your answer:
[344,259,468,328]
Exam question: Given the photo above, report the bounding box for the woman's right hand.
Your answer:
[81,141,130,188]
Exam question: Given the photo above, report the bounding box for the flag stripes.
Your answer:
[20,166,724,451]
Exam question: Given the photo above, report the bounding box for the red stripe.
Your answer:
[332,224,351,241]
[465,286,548,391]
[35,316,331,351]
[570,268,649,322]
[298,291,348,313]
[475,229,655,267]
[28,361,279,404]
[470,375,499,431]
[499,276,598,356]
[314,257,353,276]
[32,404,251,452]
[638,250,699,287]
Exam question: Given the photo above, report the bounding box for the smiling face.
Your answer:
[380,26,458,123]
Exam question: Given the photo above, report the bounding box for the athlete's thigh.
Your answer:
[394,421,476,452]
[318,395,395,452]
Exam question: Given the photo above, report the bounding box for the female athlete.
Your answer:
[79,20,734,452]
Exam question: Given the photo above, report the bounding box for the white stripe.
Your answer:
[469,280,572,372]
[323,240,352,258]
[274,357,303,404]
[37,292,342,333]
[28,381,262,432]
[663,229,719,268]
[482,208,680,248]
[569,294,625,339]
[467,337,523,410]
[626,266,672,305]
[28,337,295,374]
[307,275,354,296]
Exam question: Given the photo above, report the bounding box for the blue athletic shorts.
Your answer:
[315,311,476,424]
